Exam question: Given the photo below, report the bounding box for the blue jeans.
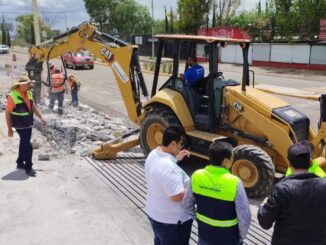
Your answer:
[148,217,193,245]
[16,128,33,170]
[71,87,78,106]
[49,91,64,113]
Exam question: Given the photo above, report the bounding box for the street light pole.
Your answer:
[151,0,154,57]
[32,0,41,44]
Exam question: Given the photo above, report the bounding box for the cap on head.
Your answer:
[287,143,311,169]
[55,67,61,73]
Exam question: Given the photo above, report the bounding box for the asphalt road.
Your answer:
[0,51,324,130]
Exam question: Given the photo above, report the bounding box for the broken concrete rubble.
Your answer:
[0,92,139,159]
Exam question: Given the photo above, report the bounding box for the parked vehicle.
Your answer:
[0,44,9,54]
[63,51,94,69]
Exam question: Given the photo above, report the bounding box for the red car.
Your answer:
[63,51,94,69]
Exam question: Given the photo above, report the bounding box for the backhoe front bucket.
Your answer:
[92,137,140,160]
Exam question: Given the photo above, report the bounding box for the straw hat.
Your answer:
[11,76,35,90]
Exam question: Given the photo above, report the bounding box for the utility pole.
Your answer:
[151,0,154,57]
[32,0,41,45]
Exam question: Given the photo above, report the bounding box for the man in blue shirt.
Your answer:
[183,55,205,87]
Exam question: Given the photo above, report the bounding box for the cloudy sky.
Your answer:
[0,0,261,31]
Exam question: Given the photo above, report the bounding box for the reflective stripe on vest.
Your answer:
[10,90,33,128]
[285,160,326,178]
[196,213,238,227]
[51,73,65,93]
[192,165,239,227]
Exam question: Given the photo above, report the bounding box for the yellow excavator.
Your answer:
[27,22,326,197]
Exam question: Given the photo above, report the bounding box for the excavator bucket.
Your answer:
[92,128,140,160]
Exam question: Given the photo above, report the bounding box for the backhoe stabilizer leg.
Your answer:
[92,138,140,160]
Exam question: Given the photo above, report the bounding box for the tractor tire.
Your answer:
[140,107,182,155]
[232,145,275,198]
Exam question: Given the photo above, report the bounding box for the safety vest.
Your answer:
[192,165,240,244]
[285,159,326,177]
[51,73,65,93]
[9,90,34,129]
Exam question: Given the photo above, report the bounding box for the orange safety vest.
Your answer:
[51,73,65,93]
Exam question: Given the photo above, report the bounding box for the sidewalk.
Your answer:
[0,112,153,245]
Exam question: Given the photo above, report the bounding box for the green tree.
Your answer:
[215,0,241,26]
[267,0,326,41]
[111,0,152,39]
[6,28,11,47]
[258,0,261,16]
[164,6,169,33]
[1,24,7,44]
[229,10,272,41]
[15,15,55,45]
[154,19,167,34]
[84,0,117,33]
[178,0,213,34]
[31,22,36,45]
[296,0,326,40]
[170,7,174,33]
[212,3,216,27]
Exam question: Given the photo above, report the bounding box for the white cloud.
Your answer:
[0,0,27,7]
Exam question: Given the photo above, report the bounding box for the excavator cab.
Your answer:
[150,36,249,132]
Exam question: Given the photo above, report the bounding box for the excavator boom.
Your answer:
[29,22,148,125]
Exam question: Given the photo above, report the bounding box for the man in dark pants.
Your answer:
[49,67,65,115]
[145,126,192,245]
[6,76,46,176]
[181,141,251,245]
[67,74,80,106]
[258,143,326,244]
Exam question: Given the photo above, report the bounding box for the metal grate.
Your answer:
[85,154,273,245]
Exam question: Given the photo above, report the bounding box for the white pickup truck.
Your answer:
[0,44,9,54]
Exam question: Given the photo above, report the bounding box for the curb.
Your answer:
[255,87,319,101]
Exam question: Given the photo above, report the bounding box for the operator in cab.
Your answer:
[181,54,205,87]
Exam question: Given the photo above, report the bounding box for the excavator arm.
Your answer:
[28,22,148,124]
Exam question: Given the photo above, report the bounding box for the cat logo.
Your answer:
[233,101,244,112]
[101,48,114,63]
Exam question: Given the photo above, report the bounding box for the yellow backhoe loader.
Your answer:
[27,22,326,197]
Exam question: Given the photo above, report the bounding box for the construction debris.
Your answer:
[33,99,133,157]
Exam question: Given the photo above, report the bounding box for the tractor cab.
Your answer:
[151,35,251,132]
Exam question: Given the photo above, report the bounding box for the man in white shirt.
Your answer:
[145,126,192,245]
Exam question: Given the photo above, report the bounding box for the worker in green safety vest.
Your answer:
[6,75,46,176]
[181,141,251,245]
[285,140,326,178]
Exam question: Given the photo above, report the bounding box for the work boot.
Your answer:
[25,168,37,177]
